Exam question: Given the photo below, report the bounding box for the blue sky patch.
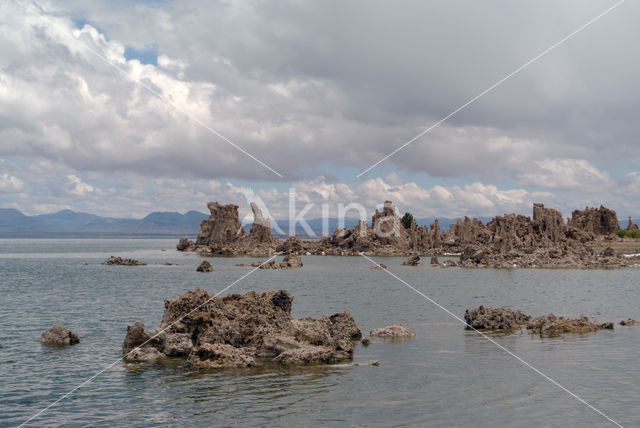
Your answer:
[124,45,159,65]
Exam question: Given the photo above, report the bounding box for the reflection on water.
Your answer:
[1,239,639,426]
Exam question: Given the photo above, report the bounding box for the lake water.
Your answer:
[1,239,639,427]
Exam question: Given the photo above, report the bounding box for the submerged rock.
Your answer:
[619,319,639,326]
[104,256,146,266]
[402,255,421,266]
[122,289,361,368]
[369,324,415,337]
[369,263,387,270]
[41,324,80,346]
[196,261,213,272]
[526,314,610,337]
[464,306,619,337]
[279,254,303,269]
[237,256,303,269]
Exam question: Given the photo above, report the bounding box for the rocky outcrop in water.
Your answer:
[276,236,305,254]
[464,306,623,337]
[195,202,246,248]
[402,255,420,266]
[178,203,279,257]
[369,324,416,337]
[318,201,435,256]
[122,289,361,367]
[369,263,387,270]
[236,255,303,269]
[449,204,636,269]
[526,314,612,336]
[176,238,195,251]
[177,200,635,269]
[464,306,530,330]
[41,324,80,346]
[103,256,146,266]
[627,217,639,231]
[196,261,213,272]
[279,254,303,268]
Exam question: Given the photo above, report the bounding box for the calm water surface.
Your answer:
[1,239,639,427]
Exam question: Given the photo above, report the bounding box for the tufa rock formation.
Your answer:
[402,255,421,266]
[41,324,80,346]
[279,254,303,268]
[568,205,619,235]
[450,203,636,269]
[196,261,213,272]
[324,201,434,255]
[179,202,279,257]
[177,238,195,251]
[236,255,303,269]
[526,314,612,336]
[195,202,246,248]
[177,200,635,268]
[464,306,624,337]
[122,289,361,367]
[369,324,416,338]
[627,217,639,231]
[464,306,530,330]
[103,256,146,266]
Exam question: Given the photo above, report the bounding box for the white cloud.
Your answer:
[3,1,640,184]
[0,173,24,192]
[517,158,613,190]
[67,174,95,196]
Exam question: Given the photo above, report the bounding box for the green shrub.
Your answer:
[616,229,640,239]
[401,212,414,229]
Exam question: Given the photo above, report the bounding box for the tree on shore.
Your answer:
[401,212,414,229]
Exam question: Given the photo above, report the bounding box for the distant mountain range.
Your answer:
[0,208,209,237]
[0,207,497,238]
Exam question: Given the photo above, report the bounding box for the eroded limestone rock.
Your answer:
[279,254,303,269]
[464,306,619,337]
[176,200,634,269]
[196,261,213,272]
[526,314,610,337]
[369,324,416,337]
[402,255,420,266]
[103,256,146,266]
[568,206,619,235]
[464,306,530,330]
[122,289,361,368]
[41,324,79,346]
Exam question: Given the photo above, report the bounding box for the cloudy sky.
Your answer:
[1,0,639,220]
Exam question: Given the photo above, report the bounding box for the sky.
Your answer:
[1,0,639,221]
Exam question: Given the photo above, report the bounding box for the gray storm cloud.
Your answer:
[1,0,639,217]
